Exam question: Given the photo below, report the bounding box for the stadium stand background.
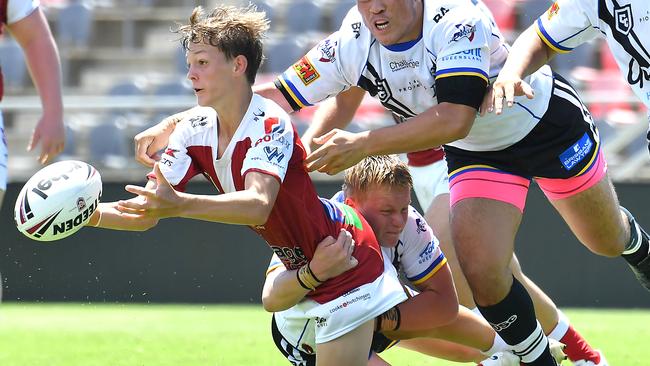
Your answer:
[1,0,649,306]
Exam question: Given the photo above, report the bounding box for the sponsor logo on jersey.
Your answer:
[389,59,420,72]
[398,79,426,93]
[615,4,633,36]
[253,108,265,121]
[547,2,559,21]
[271,245,308,269]
[315,317,328,328]
[188,115,208,127]
[318,39,337,63]
[449,24,476,43]
[351,22,361,39]
[264,146,286,163]
[293,56,320,85]
[440,48,483,62]
[328,292,372,314]
[418,241,436,264]
[264,117,284,134]
[164,148,179,158]
[415,218,427,234]
[376,78,393,103]
[433,6,449,23]
[559,132,593,170]
[627,58,650,89]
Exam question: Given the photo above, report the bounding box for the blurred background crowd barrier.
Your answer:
[1,0,649,183]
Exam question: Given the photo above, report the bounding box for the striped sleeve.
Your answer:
[535,0,600,54]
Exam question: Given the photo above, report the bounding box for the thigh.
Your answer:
[451,197,522,304]
[548,174,627,256]
[316,319,374,366]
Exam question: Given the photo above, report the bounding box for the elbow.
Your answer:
[248,201,273,226]
[261,295,289,313]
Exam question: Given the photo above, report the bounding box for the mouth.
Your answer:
[375,20,389,31]
[194,88,203,94]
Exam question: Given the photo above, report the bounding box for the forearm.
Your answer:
[303,88,364,150]
[176,190,272,226]
[363,104,474,155]
[502,25,556,79]
[253,82,294,113]
[262,269,311,312]
[88,202,158,231]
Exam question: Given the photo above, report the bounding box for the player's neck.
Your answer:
[213,87,254,139]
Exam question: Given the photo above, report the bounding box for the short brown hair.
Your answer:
[343,155,413,197]
[175,5,269,84]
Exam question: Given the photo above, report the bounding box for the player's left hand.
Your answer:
[28,113,65,164]
[305,129,368,175]
[118,163,183,219]
[489,74,535,115]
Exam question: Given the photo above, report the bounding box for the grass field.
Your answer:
[0,303,648,365]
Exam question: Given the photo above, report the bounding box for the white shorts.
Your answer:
[273,254,407,352]
[408,158,449,212]
[0,113,7,191]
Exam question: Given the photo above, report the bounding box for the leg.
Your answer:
[509,256,558,334]
[452,198,556,365]
[316,319,374,366]
[398,338,484,363]
[368,352,391,366]
[425,193,476,308]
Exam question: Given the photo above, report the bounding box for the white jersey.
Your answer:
[268,196,447,355]
[536,0,650,109]
[6,0,38,25]
[276,0,554,151]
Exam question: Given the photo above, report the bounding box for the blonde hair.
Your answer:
[343,155,413,197]
[175,5,270,84]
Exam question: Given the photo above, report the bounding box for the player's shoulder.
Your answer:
[175,106,217,136]
[401,206,433,242]
[423,0,492,45]
[7,0,39,24]
[250,94,294,133]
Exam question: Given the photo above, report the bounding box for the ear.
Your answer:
[233,55,249,77]
[344,197,358,208]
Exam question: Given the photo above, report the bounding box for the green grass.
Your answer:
[0,303,648,365]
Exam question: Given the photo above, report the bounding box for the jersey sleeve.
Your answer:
[7,0,39,24]
[266,253,284,276]
[274,9,369,111]
[399,207,447,286]
[241,116,295,183]
[535,0,600,53]
[431,6,491,108]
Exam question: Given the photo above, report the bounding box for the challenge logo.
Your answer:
[448,24,476,43]
[318,39,337,63]
[293,56,320,85]
[547,2,559,21]
[389,59,420,72]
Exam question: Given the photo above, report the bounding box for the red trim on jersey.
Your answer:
[181,146,223,192]
[231,138,251,190]
[406,147,444,167]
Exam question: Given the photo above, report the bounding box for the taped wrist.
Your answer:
[376,306,401,332]
[296,262,323,291]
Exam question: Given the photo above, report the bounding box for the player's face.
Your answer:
[353,184,410,248]
[186,42,235,107]
[357,0,423,46]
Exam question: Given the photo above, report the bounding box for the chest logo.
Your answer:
[615,4,633,36]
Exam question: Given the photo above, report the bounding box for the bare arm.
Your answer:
[490,25,558,114]
[302,87,365,154]
[87,180,160,231]
[8,7,64,164]
[118,163,280,226]
[305,102,476,175]
[261,230,358,312]
[381,263,459,337]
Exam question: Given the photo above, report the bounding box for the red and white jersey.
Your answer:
[159,95,383,303]
[275,0,555,151]
[536,0,650,109]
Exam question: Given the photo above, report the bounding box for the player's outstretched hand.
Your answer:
[489,75,535,115]
[305,129,367,175]
[118,163,182,219]
[28,113,65,164]
[309,229,358,282]
[134,116,178,167]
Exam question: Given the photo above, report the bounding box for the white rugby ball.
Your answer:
[14,160,102,242]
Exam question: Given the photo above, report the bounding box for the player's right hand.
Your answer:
[309,229,358,282]
[489,75,535,115]
[134,117,178,167]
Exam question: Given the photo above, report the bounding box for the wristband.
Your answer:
[297,262,323,291]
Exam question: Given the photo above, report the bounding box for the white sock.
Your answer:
[483,332,510,356]
[512,322,549,364]
[547,309,570,341]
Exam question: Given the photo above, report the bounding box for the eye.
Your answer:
[198,59,208,65]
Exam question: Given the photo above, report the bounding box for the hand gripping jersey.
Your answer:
[1,0,39,101]
[536,0,650,109]
[158,95,384,303]
[268,193,447,356]
[275,0,555,152]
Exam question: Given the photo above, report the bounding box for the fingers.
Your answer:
[312,129,338,145]
[27,130,40,152]
[124,184,152,198]
[479,85,494,117]
[38,141,65,164]
[492,84,505,115]
[134,136,157,167]
[521,81,535,99]
[503,82,516,110]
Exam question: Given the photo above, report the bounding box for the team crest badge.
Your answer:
[547,2,559,20]
[292,56,320,85]
[615,4,633,36]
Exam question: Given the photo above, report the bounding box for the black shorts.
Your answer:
[445,73,600,179]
